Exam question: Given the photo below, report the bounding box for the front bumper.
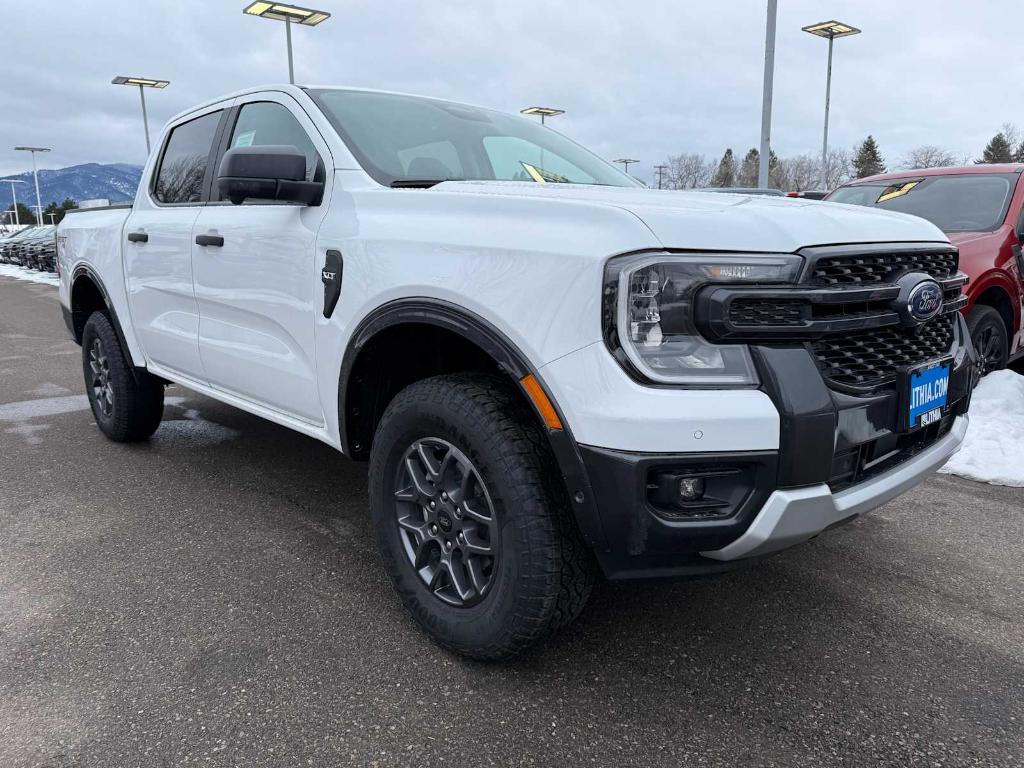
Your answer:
[551,312,975,580]
[701,414,967,561]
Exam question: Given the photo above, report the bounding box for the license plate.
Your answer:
[907,359,951,429]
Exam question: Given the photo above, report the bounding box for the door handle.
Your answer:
[127,231,148,243]
[195,234,224,247]
[322,249,344,318]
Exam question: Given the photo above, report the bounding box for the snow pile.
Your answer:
[939,369,1024,486]
[0,264,59,286]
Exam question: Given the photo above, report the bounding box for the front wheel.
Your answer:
[967,305,1009,377]
[368,373,594,661]
[81,311,165,442]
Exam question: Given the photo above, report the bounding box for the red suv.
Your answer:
[828,164,1024,374]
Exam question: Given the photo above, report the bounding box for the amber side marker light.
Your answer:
[520,374,563,431]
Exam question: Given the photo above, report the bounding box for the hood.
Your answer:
[435,181,949,253]
[946,229,1006,248]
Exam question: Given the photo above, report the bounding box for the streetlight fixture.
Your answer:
[112,76,170,155]
[614,158,639,176]
[14,147,50,226]
[520,106,565,126]
[802,20,861,189]
[0,178,27,226]
[243,2,331,85]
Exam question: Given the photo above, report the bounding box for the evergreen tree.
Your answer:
[41,198,78,226]
[711,148,736,187]
[737,148,758,187]
[3,202,36,226]
[978,132,1013,164]
[1013,142,1024,164]
[853,136,885,178]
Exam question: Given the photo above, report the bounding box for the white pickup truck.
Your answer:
[57,84,975,659]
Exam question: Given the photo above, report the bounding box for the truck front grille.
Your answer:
[810,249,958,285]
[809,312,956,389]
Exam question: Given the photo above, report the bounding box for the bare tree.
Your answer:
[663,153,715,189]
[773,154,820,193]
[900,145,958,169]
[824,148,852,189]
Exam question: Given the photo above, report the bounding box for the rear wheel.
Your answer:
[81,311,165,442]
[967,305,1008,377]
[368,373,595,660]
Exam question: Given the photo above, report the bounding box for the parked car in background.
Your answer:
[828,165,1024,374]
[0,226,51,265]
[787,190,828,200]
[3,226,56,269]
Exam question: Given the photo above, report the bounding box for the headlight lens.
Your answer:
[604,253,803,385]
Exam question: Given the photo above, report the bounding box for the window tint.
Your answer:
[396,140,463,180]
[829,174,1016,233]
[308,88,637,188]
[226,101,319,191]
[153,111,222,204]
[483,136,598,184]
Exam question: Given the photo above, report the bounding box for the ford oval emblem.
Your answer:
[908,280,943,323]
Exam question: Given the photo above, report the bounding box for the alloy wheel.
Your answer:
[393,438,498,607]
[973,323,1006,377]
[88,337,114,417]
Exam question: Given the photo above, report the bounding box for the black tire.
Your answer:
[967,305,1009,377]
[368,373,595,661]
[81,311,165,442]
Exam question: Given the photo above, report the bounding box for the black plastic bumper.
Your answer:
[575,313,976,580]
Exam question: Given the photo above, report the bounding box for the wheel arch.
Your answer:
[338,298,608,549]
[70,265,139,370]
[970,282,1015,343]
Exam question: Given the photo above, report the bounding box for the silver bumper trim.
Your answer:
[701,415,968,562]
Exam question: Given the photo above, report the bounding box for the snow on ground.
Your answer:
[0,264,59,286]
[939,369,1024,486]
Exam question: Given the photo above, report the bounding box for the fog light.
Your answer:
[678,476,705,502]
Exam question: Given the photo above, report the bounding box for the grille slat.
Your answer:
[728,298,806,327]
[811,251,958,285]
[809,313,955,388]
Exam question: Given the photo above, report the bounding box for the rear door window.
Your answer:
[153,111,223,204]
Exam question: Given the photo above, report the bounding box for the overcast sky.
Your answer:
[0,1,1017,183]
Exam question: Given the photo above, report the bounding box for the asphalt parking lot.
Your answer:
[1,276,1022,768]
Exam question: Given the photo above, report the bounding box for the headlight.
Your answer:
[603,252,803,385]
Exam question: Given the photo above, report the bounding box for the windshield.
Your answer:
[828,173,1017,233]
[308,88,638,188]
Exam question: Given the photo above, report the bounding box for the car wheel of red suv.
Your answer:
[967,305,1008,377]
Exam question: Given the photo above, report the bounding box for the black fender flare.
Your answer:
[70,264,140,372]
[338,298,609,550]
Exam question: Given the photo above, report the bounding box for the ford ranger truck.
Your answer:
[829,164,1024,375]
[56,85,975,660]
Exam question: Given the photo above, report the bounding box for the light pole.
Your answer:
[654,164,668,189]
[46,213,57,225]
[758,0,778,189]
[112,77,170,156]
[614,159,639,176]
[520,106,565,126]
[243,2,331,84]
[14,147,50,226]
[0,178,27,226]
[802,20,861,189]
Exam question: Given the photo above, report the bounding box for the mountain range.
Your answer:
[0,163,143,210]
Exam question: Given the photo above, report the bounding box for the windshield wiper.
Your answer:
[391,179,461,189]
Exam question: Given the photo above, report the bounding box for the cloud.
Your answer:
[0,0,1014,184]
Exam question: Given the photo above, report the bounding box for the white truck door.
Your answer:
[190,95,331,425]
[125,106,228,382]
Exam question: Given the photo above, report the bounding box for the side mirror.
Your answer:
[217,145,323,206]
